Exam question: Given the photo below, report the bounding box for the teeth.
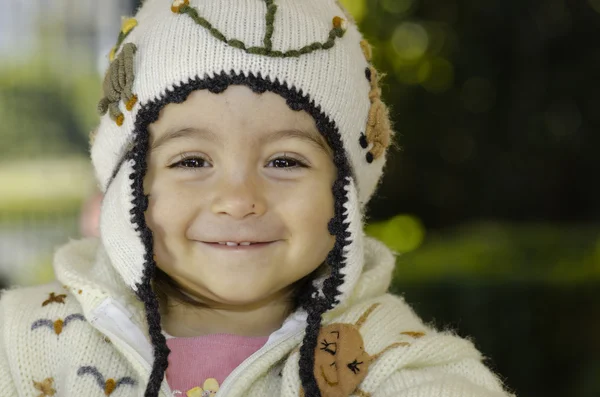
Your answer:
[218,242,253,246]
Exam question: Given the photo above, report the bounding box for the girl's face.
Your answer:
[145,85,336,306]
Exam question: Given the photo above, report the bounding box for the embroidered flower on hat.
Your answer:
[185,378,220,397]
[171,0,189,13]
[332,16,348,32]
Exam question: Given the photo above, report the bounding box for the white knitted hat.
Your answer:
[91,0,394,395]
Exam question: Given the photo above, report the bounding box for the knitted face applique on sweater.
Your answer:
[300,303,412,397]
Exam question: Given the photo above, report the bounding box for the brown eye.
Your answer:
[267,154,309,170]
[272,158,298,168]
[169,155,210,169]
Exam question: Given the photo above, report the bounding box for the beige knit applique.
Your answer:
[77,366,137,396]
[33,377,56,397]
[299,303,409,397]
[358,40,393,164]
[185,377,220,397]
[98,42,138,127]
[42,292,67,307]
[31,314,85,335]
[171,0,347,58]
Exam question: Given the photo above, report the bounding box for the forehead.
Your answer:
[148,85,332,154]
[150,85,316,136]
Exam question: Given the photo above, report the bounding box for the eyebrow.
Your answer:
[150,126,332,155]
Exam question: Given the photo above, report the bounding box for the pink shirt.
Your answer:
[166,334,269,395]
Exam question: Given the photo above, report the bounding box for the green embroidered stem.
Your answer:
[263,0,277,51]
[177,3,346,58]
[114,30,132,55]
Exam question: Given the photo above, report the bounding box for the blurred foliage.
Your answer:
[366,218,600,284]
[0,57,100,159]
[367,217,600,285]
[0,157,92,218]
[0,52,99,218]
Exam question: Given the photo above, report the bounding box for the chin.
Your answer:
[207,285,280,306]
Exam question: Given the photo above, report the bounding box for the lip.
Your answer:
[200,241,279,251]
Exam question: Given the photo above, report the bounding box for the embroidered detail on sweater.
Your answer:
[76,366,137,396]
[359,40,393,163]
[31,314,85,335]
[98,42,138,127]
[400,331,426,339]
[33,377,56,397]
[183,377,220,397]
[171,0,347,58]
[300,303,409,397]
[42,292,67,306]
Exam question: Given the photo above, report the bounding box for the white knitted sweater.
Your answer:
[0,236,515,397]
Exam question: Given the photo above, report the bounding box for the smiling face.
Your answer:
[144,85,337,307]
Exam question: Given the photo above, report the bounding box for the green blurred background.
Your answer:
[1,1,599,396]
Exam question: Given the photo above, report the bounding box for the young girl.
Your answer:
[0,1,516,396]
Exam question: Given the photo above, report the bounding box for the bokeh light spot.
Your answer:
[392,22,429,61]
[338,0,367,23]
[366,214,425,253]
[420,57,454,93]
[382,0,416,15]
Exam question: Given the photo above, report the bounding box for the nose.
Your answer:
[210,174,267,219]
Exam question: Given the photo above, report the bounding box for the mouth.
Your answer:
[200,241,278,250]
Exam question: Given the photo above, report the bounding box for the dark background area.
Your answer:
[367,0,600,227]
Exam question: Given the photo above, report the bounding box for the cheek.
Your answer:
[145,182,194,242]
[277,179,336,269]
[282,180,334,236]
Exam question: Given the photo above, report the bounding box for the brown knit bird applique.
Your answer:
[31,314,85,336]
[358,40,394,164]
[77,366,137,396]
[33,377,56,397]
[42,292,67,307]
[299,303,411,397]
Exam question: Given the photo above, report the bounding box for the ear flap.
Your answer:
[311,176,365,307]
[99,158,147,291]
